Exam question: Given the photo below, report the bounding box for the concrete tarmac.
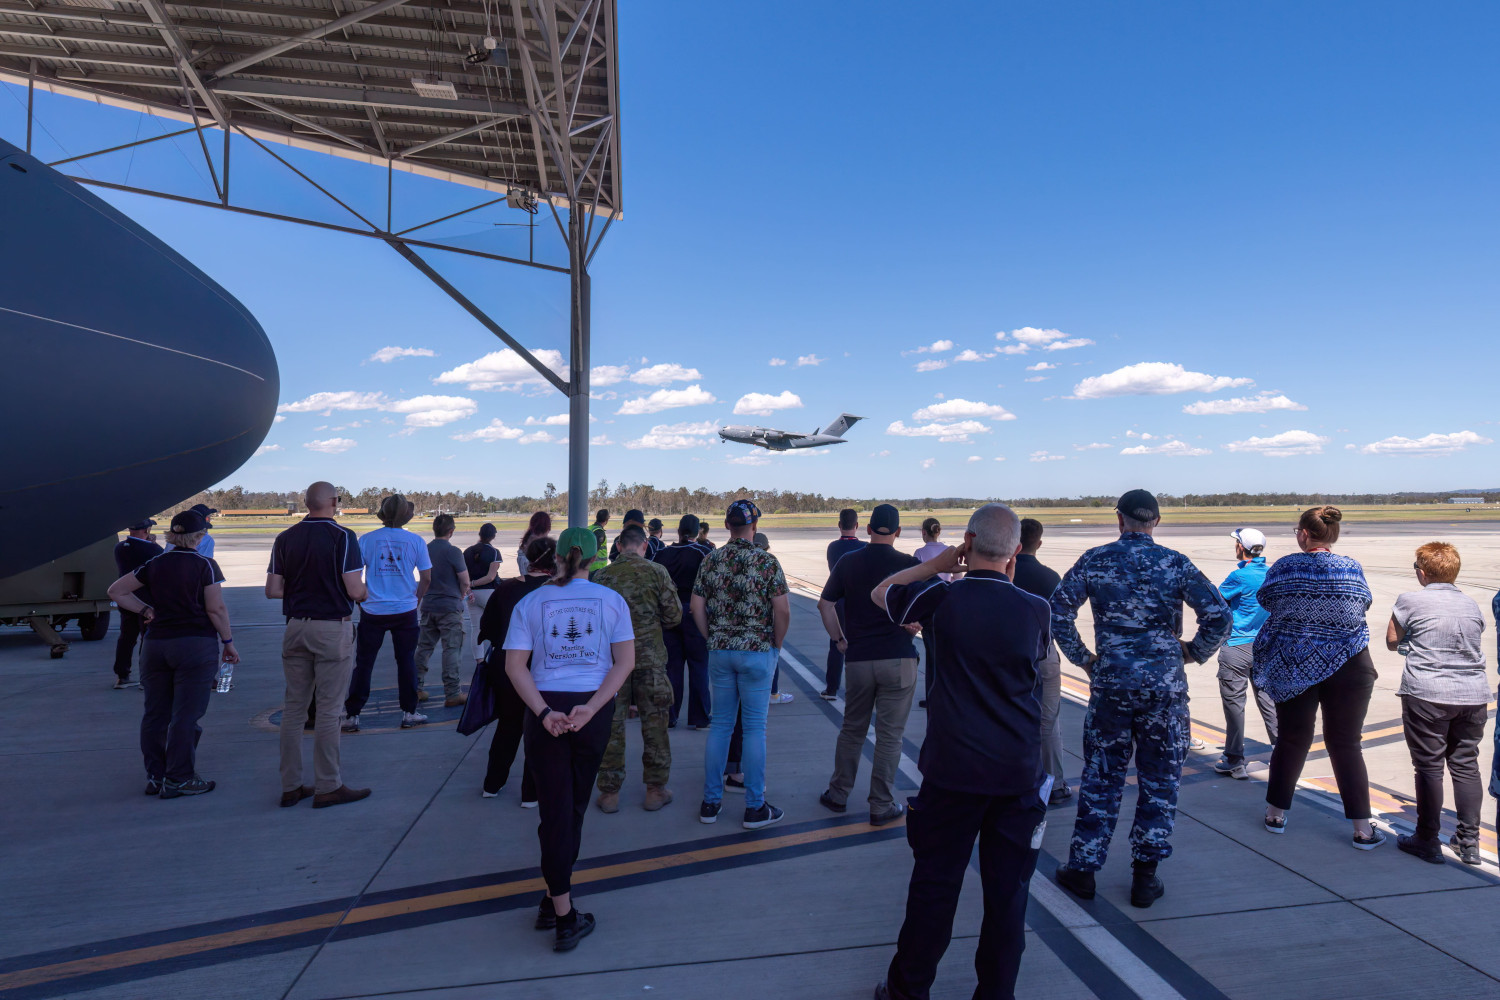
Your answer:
[2,516,1499,998]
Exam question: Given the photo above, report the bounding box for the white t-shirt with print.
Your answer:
[503,578,635,692]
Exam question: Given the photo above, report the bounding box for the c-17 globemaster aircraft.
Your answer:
[718,413,865,451]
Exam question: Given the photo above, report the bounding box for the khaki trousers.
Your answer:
[827,657,918,814]
[280,618,355,794]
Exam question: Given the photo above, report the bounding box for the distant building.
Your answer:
[1448,498,1485,505]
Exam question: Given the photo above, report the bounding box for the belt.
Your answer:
[286,616,352,623]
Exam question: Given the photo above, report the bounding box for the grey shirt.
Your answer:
[1393,583,1489,705]
[422,537,467,614]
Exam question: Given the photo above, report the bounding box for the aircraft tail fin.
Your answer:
[818,413,864,439]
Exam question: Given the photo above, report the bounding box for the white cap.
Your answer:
[1231,527,1266,552]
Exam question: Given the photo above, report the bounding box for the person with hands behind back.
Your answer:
[502,526,637,953]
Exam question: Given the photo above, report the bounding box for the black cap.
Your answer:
[189,503,219,517]
[647,518,663,530]
[869,503,900,535]
[171,509,208,534]
[1116,489,1160,522]
[726,498,761,526]
[678,514,701,537]
[129,518,157,531]
[623,509,645,526]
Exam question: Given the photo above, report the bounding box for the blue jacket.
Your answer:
[1050,533,1231,693]
[1219,557,1269,646]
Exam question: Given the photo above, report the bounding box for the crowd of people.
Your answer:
[103,484,1499,996]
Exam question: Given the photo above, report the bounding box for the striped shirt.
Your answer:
[1251,551,1371,702]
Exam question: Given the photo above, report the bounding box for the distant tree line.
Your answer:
[164,483,1499,519]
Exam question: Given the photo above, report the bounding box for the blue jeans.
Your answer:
[703,648,777,809]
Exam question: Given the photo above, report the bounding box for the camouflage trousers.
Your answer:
[596,664,674,792]
[1067,688,1189,871]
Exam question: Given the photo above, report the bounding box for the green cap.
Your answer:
[557,525,599,562]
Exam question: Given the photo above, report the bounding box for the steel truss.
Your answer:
[0,0,619,528]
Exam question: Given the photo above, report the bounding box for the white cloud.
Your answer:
[954,349,992,362]
[1073,442,1111,451]
[914,359,949,372]
[1183,392,1308,416]
[1356,430,1493,456]
[967,455,982,462]
[617,384,717,415]
[873,449,892,458]
[519,430,557,444]
[367,346,434,364]
[733,390,804,416]
[1025,362,1057,372]
[797,354,825,366]
[1125,430,1155,439]
[525,413,571,426]
[434,348,566,391]
[727,453,772,466]
[1121,439,1213,457]
[1029,450,1065,462]
[905,339,954,355]
[993,327,1095,355]
[921,458,936,469]
[273,414,285,423]
[1024,376,1047,382]
[253,444,282,456]
[591,365,631,387]
[886,419,991,444]
[1072,362,1253,399]
[383,394,478,428]
[451,419,524,442]
[1043,338,1094,351]
[624,420,718,450]
[768,357,787,366]
[278,391,386,414]
[303,437,356,454]
[590,434,613,446]
[994,456,1007,462]
[631,363,702,386]
[911,398,1016,422]
[1224,430,1329,457]
[995,343,1030,355]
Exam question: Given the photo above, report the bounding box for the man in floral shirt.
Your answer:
[691,498,790,830]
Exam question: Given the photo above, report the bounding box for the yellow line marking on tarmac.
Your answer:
[0,818,899,992]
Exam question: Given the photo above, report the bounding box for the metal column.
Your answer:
[566,205,591,529]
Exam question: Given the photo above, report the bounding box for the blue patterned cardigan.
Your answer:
[1251,551,1372,702]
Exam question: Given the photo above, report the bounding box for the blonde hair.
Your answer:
[1414,542,1460,583]
[166,528,206,550]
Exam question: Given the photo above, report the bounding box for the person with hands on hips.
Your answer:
[502,526,637,953]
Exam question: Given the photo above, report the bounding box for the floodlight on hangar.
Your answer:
[0,0,622,530]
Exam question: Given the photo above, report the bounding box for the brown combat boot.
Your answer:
[643,785,674,812]
[444,693,468,708]
[596,790,620,813]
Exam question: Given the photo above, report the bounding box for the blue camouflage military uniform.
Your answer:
[1050,532,1231,871]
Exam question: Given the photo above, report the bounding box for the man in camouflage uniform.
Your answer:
[1050,489,1230,908]
[593,523,682,813]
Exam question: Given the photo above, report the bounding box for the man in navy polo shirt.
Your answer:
[871,502,1049,1000]
[267,482,370,809]
[112,518,163,688]
[823,508,866,699]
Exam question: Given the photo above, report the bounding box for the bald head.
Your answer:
[966,502,1021,562]
[305,481,339,516]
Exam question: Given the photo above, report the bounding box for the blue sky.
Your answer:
[10,2,1498,498]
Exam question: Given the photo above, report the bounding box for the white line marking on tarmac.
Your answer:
[778,644,1188,1000]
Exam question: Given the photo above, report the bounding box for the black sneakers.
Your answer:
[535,893,556,930]
[1352,825,1386,851]
[743,803,785,830]
[1397,833,1444,864]
[818,790,847,813]
[699,800,722,825]
[160,776,215,799]
[144,775,162,796]
[1130,861,1164,908]
[1053,864,1096,900]
[553,911,595,952]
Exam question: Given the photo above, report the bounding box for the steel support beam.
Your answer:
[140,0,230,129]
[233,94,377,153]
[396,115,516,159]
[209,78,525,117]
[210,0,414,80]
[567,201,590,529]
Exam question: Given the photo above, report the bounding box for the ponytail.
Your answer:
[550,545,587,585]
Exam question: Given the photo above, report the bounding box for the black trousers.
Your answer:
[140,636,218,782]
[887,783,1044,1000]
[346,610,420,716]
[1401,695,1487,847]
[524,690,614,896]
[484,654,537,800]
[664,608,710,727]
[1266,648,1376,817]
[113,608,144,680]
[826,602,846,696]
[921,623,937,701]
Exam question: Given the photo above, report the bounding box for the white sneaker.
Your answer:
[340,715,360,733]
[520,799,539,809]
[400,711,428,729]
[481,789,499,799]
[770,692,794,705]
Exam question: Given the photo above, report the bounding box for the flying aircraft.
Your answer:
[718,413,864,452]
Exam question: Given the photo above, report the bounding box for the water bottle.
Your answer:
[216,662,234,693]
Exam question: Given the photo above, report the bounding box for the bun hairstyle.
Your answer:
[525,536,558,573]
[378,493,414,528]
[1297,505,1343,545]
